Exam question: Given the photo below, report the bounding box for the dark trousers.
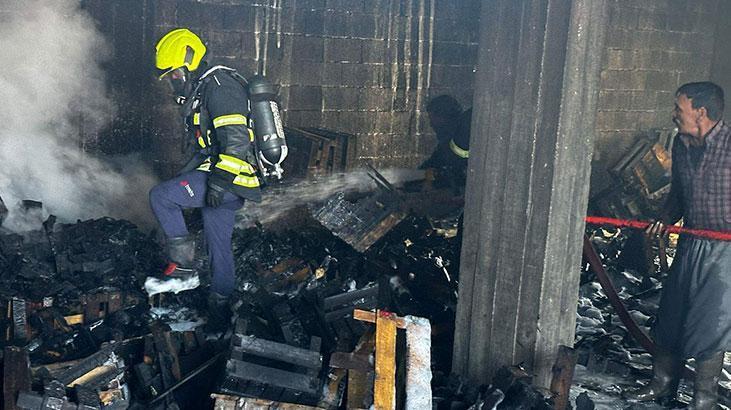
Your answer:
[653,237,731,360]
[149,171,244,296]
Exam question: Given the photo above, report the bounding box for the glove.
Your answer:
[206,182,226,208]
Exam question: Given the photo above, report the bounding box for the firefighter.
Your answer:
[147,28,262,328]
[421,95,472,193]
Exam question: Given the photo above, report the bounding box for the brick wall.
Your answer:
[710,4,731,112]
[9,1,729,186]
[83,1,151,155]
[83,0,480,176]
[591,0,720,194]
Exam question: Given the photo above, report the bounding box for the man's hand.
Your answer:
[206,182,226,207]
[645,220,668,239]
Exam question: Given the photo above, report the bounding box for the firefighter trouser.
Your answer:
[149,171,244,296]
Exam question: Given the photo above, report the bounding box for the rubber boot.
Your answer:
[205,292,232,333]
[625,349,682,402]
[689,351,724,410]
[162,236,197,280]
[143,236,200,296]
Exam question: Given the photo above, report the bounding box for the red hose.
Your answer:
[585,216,731,242]
[582,236,704,383]
[582,235,656,354]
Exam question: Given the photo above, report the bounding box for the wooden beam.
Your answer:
[151,324,182,382]
[226,360,320,395]
[347,329,375,410]
[64,314,84,325]
[353,309,406,329]
[3,347,31,410]
[550,345,577,410]
[211,394,324,409]
[232,334,322,369]
[69,365,116,387]
[373,311,397,410]
[319,368,347,409]
[323,287,379,310]
[330,352,372,372]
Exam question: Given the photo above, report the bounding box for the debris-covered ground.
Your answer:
[0,193,484,409]
[573,229,731,409]
[5,188,731,409]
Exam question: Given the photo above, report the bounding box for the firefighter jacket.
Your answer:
[185,66,262,202]
[420,108,472,190]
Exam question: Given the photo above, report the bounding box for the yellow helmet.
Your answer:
[155,28,206,78]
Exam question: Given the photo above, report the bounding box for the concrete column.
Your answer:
[453,0,608,388]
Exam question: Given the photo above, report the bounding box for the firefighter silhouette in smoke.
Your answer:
[421,95,472,194]
[146,28,286,330]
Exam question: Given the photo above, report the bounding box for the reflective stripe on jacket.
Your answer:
[186,67,262,202]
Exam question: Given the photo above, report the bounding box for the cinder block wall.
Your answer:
[591,0,721,194]
[84,0,481,176]
[71,0,730,187]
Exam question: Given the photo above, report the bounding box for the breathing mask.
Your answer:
[164,67,191,105]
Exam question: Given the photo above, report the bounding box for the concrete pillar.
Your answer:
[453,0,608,388]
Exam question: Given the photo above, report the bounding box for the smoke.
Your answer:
[238,168,426,227]
[0,0,157,231]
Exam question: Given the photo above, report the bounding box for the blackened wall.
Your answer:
[710,4,731,114]
[83,1,151,156]
[591,0,721,194]
[79,0,728,188]
[84,0,481,176]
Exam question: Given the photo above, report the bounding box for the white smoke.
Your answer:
[0,0,157,231]
[238,168,426,226]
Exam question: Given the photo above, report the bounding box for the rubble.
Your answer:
[589,130,673,221]
[310,165,407,253]
[573,226,731,408]
[0,193,467,409]
[220,330,323,404]
[1,183,685,409]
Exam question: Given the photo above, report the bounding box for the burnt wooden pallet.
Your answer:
[212,393,326,410]
[221,334,323,405]
[3,347,31,410]
[315,284,380,350]
[320,285,379,323]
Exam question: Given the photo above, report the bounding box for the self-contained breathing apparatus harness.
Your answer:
[179,65,287,186]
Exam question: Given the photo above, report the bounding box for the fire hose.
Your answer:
[582,234,656,354]
[585,216,731,241]
[583,216,731,392]
[584,216,731,349]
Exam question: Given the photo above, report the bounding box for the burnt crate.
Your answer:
[590,131,673,220]
[211,394,325,410]
[311,192,406,253]
[282,127,357,179]
[220,333,323,406]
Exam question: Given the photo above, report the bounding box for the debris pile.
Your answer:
[0,186,568,409]
[570,227,714,408]
[0,194,469,409]
[575,229,663,376]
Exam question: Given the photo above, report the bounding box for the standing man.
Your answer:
[421,95,472,193]
[147,28,263,327]
[627,82,728,409]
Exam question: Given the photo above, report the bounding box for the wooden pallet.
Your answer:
[350,309,432,410]
[212,394,326,410]
[220,334,323,405]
